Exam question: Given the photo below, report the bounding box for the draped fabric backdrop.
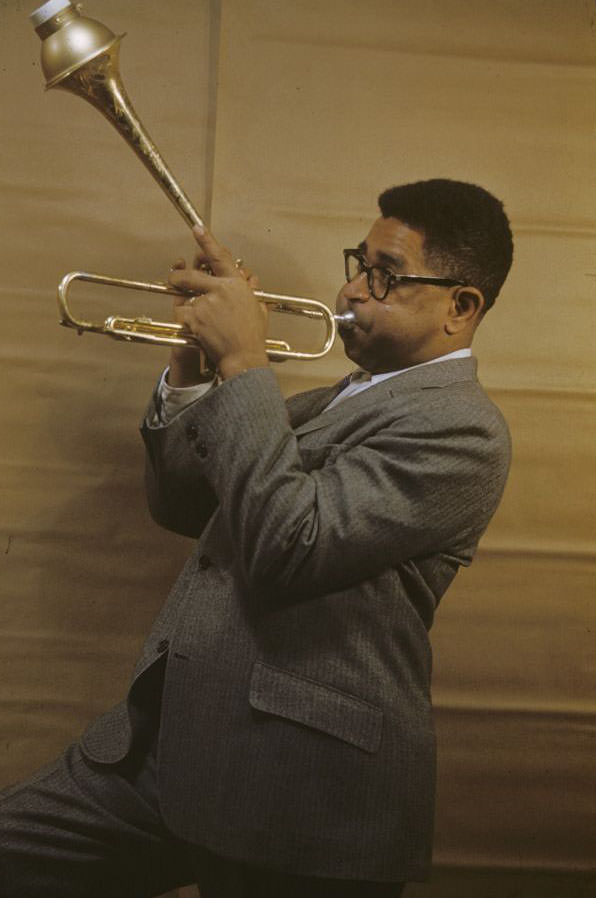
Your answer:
[0,2,594,896]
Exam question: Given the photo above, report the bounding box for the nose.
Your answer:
[340,271,370,303]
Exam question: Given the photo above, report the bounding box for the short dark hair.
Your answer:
[378,179,513,310]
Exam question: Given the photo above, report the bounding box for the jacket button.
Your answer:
[157,638,169,653]
[198,554,212,570]
[185,424,198,440]
[196,443,208,458]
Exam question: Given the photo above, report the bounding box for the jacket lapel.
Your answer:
[291,356,479,437]
[286,381,348,429]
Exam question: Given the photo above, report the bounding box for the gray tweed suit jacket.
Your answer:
[80,357,510,883]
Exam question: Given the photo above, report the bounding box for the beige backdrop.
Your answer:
[0,1,594,896]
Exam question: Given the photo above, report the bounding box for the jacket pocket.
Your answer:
[249,661,383,753]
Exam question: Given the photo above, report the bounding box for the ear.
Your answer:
[444,286,485,335]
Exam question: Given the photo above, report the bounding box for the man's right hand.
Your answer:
[167,256,213,388]
[166,243,260,388]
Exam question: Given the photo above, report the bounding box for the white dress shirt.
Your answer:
[153,348,472,426]
[322,348,472,411]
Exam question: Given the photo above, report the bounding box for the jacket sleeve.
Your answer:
[175,367,510,597]
[141,395,218,539]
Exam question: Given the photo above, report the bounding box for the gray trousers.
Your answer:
[0,660,405,898]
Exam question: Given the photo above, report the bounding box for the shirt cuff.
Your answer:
[150,368,218,426]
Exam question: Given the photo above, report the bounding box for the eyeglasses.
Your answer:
[343,249,466,301]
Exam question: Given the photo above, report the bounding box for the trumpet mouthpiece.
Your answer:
[335,310,356,329]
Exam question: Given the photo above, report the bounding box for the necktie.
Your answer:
[324,370,372,411]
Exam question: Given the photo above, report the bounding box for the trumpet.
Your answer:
[30,0,355,360]
[58,271,354,361]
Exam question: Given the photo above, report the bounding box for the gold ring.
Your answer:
[234,258,244,269]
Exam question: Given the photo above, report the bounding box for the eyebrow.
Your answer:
[357,241,406,272]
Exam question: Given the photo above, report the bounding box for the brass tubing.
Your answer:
[57,271,356,359]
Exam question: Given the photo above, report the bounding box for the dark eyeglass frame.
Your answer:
[343,249,466,300]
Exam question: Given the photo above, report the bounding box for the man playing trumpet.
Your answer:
[1,178,513,898]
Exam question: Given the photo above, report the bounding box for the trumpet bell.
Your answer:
[31,0,204,229]
[32,1,355,365]
[31,0,121,88]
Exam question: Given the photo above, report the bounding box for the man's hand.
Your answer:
[167,226,268,384]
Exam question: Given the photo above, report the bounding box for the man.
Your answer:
[1,179,513,897]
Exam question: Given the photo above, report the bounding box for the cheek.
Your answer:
[374,302,411,330]
[381,295,440,327]
[372,301,431,345]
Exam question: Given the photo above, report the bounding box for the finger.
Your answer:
[172,300,199,324]
[168,266,219,295]
[174,302,209,331]
[192,249,212,272]
[169,258,189,306]
[192,225,238,278]
[236,264,253,281]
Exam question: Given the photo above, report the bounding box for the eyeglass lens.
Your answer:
[345,252,390,300]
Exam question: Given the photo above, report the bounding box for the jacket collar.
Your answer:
[289,356,479,436]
